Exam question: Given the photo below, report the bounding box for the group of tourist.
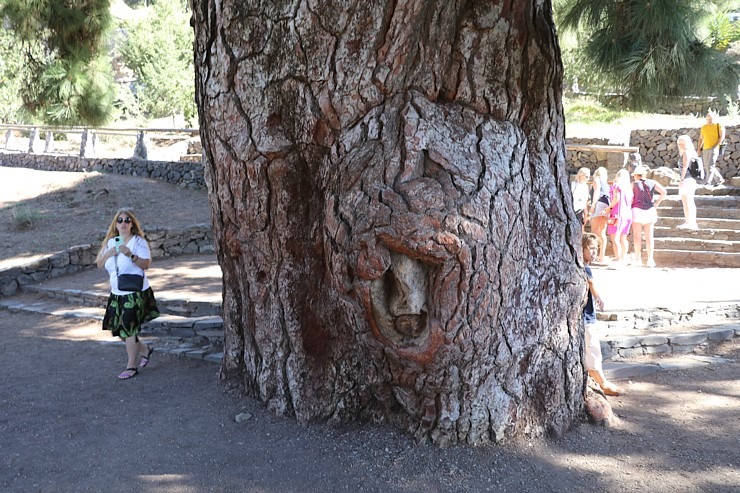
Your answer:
[571,162,666,267]
[572,111,728,269]
[578,111,729,399]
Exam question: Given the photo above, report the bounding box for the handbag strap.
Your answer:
[115,236,141,276]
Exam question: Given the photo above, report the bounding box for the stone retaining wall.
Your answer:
[629,126,739,178]
[0,224,213,298]
[0,152,206,190]
[568,92,737,115]
[605,326,739,360]
[599,304,740,359]
[565,137,612,172]
[566,126,739,179]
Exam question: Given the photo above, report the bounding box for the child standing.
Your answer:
[583,233,625,396]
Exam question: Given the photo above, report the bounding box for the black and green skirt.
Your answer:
[102,288,160,339]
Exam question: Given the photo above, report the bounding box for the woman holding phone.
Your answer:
[96,208,159,380]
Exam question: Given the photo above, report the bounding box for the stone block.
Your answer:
[638,335,669,346]
[166,305,191,315]
[706,328,735,341]
[644,344,671,355]
[609,336,640,349]
[671,344,696,354]
[669,333,708,346]
[182,242,199,254]
[169,327,196,338]
[204,352,223,364]
[601,341,616,360]
[195,329,223,339]
[185,349,207,359]
[619,347,645,358]
[169,347,194,355]
[193,317,223,329]
[1,280,18,297]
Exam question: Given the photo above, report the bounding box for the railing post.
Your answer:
[43,131,55,153]
[28,127,42,154]
[133,130,149,160]
[4,129,11,149]
[80,128,96,158]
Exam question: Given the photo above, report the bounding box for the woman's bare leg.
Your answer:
[632,223,643,265]
[610,233,621,260]
[645,223,656,266]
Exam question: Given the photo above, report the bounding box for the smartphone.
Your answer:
[114,236,123,252]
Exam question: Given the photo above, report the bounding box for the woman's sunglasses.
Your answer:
[116,217,133,224]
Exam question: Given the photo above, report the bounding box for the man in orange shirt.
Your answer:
[697,112,726,186]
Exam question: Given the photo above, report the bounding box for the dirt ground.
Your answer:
[1,166,739,492]
[0,166,211,266]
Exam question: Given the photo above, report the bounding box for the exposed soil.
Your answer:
[0,167,211,266]
[1,166,739,492]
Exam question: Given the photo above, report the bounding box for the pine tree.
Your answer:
[0,0,116,125]
[556,0,739,109]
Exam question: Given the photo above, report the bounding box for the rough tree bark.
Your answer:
[192,0,586,445]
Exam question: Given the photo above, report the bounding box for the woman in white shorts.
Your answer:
[631,165,667,267]
[676,134,699,229]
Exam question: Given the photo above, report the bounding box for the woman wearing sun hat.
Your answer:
[630,165,667,267]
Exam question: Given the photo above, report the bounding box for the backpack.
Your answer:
[688,157,704,180]
[632,180,654,210]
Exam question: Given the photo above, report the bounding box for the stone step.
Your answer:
[694,185,740,196]
[0,293,224,341]
[651,248,740,267]
[656,216,740,231]
[20,284,221,317]
[664,185,740,197]
[654,225,740,242]
[653,237,740,253]
[661,194,740,207]
[657,204,739,219]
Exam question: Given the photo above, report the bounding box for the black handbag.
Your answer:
[117,273,144,292]
[115,251,144,292]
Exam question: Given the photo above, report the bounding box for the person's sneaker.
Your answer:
[646,259,656,268]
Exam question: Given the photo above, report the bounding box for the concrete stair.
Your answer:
[652,186,740,267]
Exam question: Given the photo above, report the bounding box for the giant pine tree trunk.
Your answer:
[192,0,586,445]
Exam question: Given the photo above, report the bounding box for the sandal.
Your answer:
[118,368,138,380]
[139,347,154,368]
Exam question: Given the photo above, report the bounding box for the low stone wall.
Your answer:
[0,152,206,190]
[0,224,213,298]
[565,137,612,172]
[629,126,739,178]
[605,326,739,359]
[565,126,739,179]
[599,304,740,359]
[568,92,737,115]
